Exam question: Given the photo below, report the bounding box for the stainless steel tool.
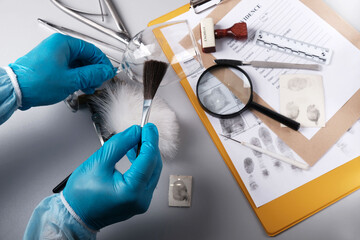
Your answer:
[44,0,132,114]
[60,2,107,16]
[214,59,321,71]
[190,0,223,13]
[38,18,124,53]
[51,0,131,45]
[103,0,129,35]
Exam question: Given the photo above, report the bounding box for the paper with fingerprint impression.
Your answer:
[280,74,325,127]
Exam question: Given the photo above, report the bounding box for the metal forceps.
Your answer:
[49,1,133,193]
[44,0,133,111]
[50,0,131,45]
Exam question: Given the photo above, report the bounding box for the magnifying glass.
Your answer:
[196,63,300,131]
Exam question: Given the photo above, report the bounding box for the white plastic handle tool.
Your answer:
[220,134,310,170]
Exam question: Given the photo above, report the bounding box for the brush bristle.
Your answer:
[90,79,180,160]
[143,60,168,99]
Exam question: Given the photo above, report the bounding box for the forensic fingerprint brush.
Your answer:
[53,60,168,194]
[137,60,169,156]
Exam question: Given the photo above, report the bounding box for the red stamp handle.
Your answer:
[215,22,248,40]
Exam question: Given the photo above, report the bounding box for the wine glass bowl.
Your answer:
[65,20,202,111]
[119,20,202,86]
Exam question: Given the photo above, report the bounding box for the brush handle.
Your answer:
[249,102,300,131]
[52,173,71,193]
[241,142,309,170]
[136,100,152,156]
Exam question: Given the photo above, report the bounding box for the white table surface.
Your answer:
[0,0,359,239]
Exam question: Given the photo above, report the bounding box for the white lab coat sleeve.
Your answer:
[23,193,97,240]
[0,66,22,124]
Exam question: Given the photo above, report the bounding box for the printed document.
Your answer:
[211,0,360,139]
[170,0,360,207]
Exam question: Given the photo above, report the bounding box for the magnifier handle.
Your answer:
[250,102,300,131]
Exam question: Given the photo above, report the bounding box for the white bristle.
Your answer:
[91,79,180,160]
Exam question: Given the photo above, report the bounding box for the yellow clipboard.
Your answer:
[149,1,360,236]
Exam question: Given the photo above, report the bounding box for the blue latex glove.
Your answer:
[63,123,162,230]
[9,33,116,110]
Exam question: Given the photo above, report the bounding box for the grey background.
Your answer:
[0,0,359,239]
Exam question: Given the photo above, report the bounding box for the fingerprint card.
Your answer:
[169,175,192,207]
[280,74,325,127]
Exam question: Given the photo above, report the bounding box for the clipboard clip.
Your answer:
[190,0,223,14]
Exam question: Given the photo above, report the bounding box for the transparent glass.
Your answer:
[197,66,251,116]
[196,65,300,130]
[65,20,203,111]
[120,20,202,85]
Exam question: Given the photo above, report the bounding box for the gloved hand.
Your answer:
[9,33,116,110]
[63,123,162,230]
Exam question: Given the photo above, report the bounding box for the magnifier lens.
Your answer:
[197,66,252,117]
